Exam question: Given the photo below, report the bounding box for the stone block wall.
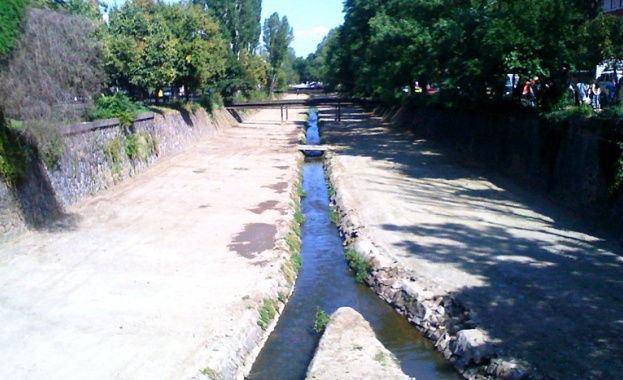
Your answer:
[0,107,238,241]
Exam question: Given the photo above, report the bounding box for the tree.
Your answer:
[106,0,178,101]
[262,12,293,95]
[160,1,228,99]
[193,0,262,57]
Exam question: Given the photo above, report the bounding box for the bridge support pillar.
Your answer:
[336,103,341,122]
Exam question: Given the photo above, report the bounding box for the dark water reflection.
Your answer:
[247,162,460,380]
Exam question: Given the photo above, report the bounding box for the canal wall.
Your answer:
[386,106,623,230]
[326,155,534,380]
[0,107,238,240]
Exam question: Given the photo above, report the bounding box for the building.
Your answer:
[603,0,623,16]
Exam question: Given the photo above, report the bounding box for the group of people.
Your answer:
[575,79,620,111]
[506,72,621,111]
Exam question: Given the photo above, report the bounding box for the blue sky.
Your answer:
[100,0,345,58]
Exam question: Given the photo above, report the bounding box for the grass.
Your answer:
[374,351,400,367]
[257,298,277,331]
[329,205,339,225]
[277,291,287,303]
[200,367,222,380]
[345,245,372,283]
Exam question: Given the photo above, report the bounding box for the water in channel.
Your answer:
[246,110,460,380]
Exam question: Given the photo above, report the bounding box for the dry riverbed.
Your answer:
[0,104,307,379]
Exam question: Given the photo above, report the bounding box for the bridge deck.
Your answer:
[225,97,383,109]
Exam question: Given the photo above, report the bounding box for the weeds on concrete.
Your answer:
[257,298,277,331]
[200,367,222,380]
[345,245,372,283]
[277,291,287,303]
[329,205,339,225]
[373,351,399,367]
[314,308,330,333]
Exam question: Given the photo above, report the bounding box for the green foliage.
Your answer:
[161,2,228,99]
[345,245,371,283]
[329,205,339,225]
[199,91,224,113]
[277,291,287,303]
[325,0,609,108]
[106,1,178,99]
[257,298,277,331]
[0,0,29,61]
[104,136,124,179]
[200,367,222,380]
[263,12,294,95]
[313,308,330,333]
[92,92,146,127]
[0,115,32,187]
[194,0,261,57]
[36,129,65,171]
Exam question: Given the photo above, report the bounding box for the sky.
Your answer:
[100,0,345,58]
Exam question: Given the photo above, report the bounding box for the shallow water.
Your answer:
[246,159,461,380]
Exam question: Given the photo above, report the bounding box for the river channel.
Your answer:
[246,110,460,380]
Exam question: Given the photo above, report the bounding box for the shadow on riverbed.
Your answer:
[319,106,623,379]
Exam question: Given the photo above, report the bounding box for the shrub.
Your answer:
[313,308,330,333]
[92,92,147,127]
[0,115,33,187]
[345,246,371,283]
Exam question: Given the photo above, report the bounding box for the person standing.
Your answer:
[591,81,602,111]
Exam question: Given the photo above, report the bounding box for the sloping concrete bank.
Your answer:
[386,105,623,231]
[202,153,305,379]
[0,103,307,379]
[0,107,237,240]
[325,155,534,380]
[306,307,412,380]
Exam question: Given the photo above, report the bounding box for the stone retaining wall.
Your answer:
[325,155,536,380]
[0,108,238,241]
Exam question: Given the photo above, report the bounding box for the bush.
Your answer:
[91,92,148,127]
[345,246,371,283]
[313,308,330,333]
[0,114,33,187]
[199,91,224,113]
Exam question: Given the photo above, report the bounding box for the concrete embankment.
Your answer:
[306,307,412,380]
[321,103,623,379]
[0,103,307,379]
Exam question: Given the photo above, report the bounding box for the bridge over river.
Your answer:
[226,96,384,122]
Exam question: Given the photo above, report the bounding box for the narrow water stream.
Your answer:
[247,110,461,380]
